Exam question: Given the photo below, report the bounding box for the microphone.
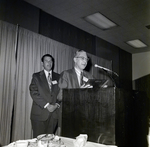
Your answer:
[94,64,111,72]
[94,64,119,77]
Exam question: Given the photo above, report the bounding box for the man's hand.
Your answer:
[80,83,93,88]
[46,104,57,112]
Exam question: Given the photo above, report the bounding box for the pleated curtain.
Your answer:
[0,21,16,145]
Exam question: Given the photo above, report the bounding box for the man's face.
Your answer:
[74,51,89,71]
[43,56,53,71]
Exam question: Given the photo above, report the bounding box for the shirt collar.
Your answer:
[74,67,83,76]
[44,69,52,78]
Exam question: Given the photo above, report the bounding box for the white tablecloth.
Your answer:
[61,136,116,147]
[4,136,117,147]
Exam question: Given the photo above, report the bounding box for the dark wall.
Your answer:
[96,37,120,88]
[0,0,132,90]
[132,90,149,147]
[134,74,150,118]
[132,76,150,147]
[0,0,39,33]
[119,49,132,90]
[96,36,132,90]
[39,10,96,55]
[96,37,120,73]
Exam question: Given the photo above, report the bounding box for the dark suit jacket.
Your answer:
[58,68,93,89]
[29,70,60,121]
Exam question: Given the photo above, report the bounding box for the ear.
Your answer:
[73,57,77,63]
[41,61,44,67]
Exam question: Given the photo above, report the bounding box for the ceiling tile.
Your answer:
[24,0,150,54]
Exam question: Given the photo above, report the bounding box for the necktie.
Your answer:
[48,72,52,90]
[80,72,84,86]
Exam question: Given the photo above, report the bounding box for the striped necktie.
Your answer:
[48,72,52,90]
[80,72,84,86]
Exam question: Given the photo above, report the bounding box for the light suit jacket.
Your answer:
[58,68,93,89]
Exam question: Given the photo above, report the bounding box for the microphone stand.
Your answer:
[101,69,118,88]
[95,67,119,88]
[104,69,119,77]
[94,64,119,88]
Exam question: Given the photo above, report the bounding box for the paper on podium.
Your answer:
[87,79,109,88]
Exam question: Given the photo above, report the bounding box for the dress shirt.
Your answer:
[43,70,60,109]
[44,69,52,81]
[44,70,52,108]
[74,67,83,86]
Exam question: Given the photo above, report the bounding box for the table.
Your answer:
[4,136,117,147]
[61,137,117,147]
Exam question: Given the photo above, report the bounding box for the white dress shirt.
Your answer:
[74,67,83,86]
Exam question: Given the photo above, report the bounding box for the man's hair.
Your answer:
[74,50,86,58]
[41,54,54,62]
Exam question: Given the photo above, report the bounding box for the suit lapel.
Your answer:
[40,70,50,92]
[71,68,80,88]
[51,72,57,90]
[52,72,57,81]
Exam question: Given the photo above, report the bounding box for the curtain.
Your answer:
[11,27,77,142]
[0,21,112,145]
[0,21,16,145]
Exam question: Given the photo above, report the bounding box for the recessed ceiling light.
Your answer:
[84,12,117,30]
[126,39,147,48]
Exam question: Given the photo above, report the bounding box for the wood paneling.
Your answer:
[39,10,95,54]
[119,49,132,90]
[61,88,134,146]
[62,88,116,145]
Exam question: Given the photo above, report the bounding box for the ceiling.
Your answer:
[24,0,150,54]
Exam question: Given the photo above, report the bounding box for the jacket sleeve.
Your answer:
[58,71,68,89]
[29,74,47,108]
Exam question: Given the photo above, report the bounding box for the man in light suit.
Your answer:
[29,54,60,138]
[58,50,93,89]
[58,50,93,136]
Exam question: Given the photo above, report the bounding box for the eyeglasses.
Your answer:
[76,56,89,61]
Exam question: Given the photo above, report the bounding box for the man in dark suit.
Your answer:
[29,54,60,138]
[58,50,93,89]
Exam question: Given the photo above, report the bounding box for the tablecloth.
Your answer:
[3,136,117,147]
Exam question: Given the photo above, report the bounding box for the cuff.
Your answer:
[44,103,50,108]
[56,103,60,108]
[56,99,62,105]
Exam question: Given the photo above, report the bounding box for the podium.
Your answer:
[60,87,133,146]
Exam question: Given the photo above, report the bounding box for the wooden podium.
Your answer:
[59,87,149,146]
[60,87,133,146]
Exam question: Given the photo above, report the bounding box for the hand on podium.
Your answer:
[80,83,93,88]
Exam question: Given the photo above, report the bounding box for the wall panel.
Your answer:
[39,10,95,55]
